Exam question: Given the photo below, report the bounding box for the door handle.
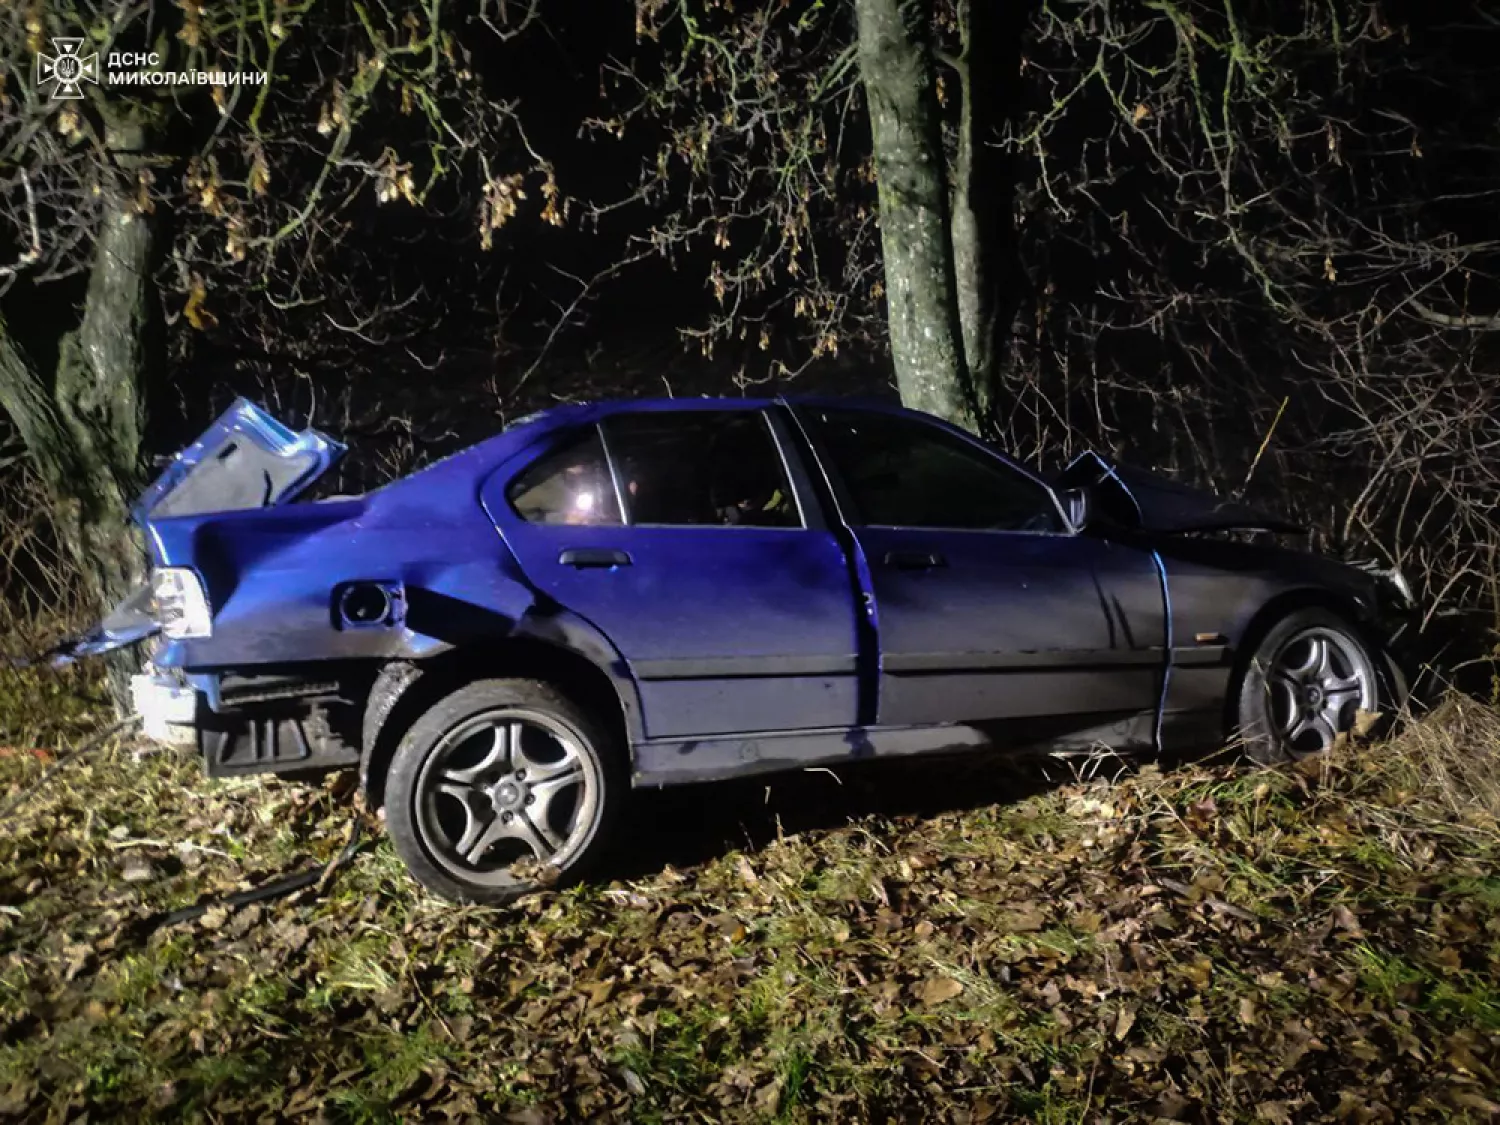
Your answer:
[883,550,946,570]
[558,547,633,569]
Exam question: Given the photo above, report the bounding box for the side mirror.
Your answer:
[1060,486,1089,531]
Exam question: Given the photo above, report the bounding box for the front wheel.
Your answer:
[1234,608,1383,765]
[384,679,622,904]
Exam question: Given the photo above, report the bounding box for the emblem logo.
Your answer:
[36,38,99,101]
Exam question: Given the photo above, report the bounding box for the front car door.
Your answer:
[485,405,860,740]
[793,405,1166,744]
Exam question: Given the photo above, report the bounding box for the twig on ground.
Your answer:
[149,817,367,933]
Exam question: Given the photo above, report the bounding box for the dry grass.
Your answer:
[0,467,89,633]
[0,459,114,753]
[1362,694,1500,834]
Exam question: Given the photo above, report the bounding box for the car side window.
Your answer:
[603,411,800,528]
[507,427,624,526]
[807,409,1064,533]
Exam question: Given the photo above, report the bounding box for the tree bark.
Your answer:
[0,121,153,706]
[948,0,1030,433]
[949,0,998,423]
[855,0,975,429]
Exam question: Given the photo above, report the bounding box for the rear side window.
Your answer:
[604,411,800,528]
[807,408,1063,532]
[507,428,623,526]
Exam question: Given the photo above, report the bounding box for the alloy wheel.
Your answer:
[412,708,601,887]
[1263,625,1377,755]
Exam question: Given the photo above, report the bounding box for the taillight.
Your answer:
[151,568,213,639]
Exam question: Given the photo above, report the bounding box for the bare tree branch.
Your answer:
[1406,298,1500,331]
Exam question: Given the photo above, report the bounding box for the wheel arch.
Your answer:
[359,636,639,810]
[1233,587,1374,664]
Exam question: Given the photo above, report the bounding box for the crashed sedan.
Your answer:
[73,397,1414,903]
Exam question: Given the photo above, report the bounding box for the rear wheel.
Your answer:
[384,679,622,904]
[1234,608,1382,765]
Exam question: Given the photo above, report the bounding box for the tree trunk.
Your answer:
[949,0,1031,434]
[855,0,975,430]
[0,121,153,707]
[949,0,997,425]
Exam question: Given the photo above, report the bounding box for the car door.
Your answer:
[485,407,861,740]
[793,405,1166,732]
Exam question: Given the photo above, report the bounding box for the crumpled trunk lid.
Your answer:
[46,400,343,665]
[133,398,344,523]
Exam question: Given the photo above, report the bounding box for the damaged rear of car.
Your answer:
[84,398,610,772]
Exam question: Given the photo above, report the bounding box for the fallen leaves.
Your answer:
[734,853,759,887]
[1332,901,1364,937]
[1238,995,1258,1027]
[0,708,1498,1122]
[919,975,965,1005]
[997,904,1048,933]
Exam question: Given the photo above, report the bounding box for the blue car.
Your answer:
[79,396,1413,902]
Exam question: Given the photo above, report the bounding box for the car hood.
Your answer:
[45,400,343,665]
[1057,451,1305,535]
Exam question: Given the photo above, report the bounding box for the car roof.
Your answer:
[371,392,1056,508]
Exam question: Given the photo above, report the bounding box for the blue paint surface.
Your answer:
[128,396,1395,767]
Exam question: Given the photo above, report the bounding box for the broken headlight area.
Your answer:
[1349,559,1417,612]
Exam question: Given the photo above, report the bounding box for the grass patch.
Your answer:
[1,690,1498,1119]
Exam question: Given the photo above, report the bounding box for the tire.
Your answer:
[384,679,623,904]
[1233,607,1384,765]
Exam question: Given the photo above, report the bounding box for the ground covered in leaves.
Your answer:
[2,670,1499,1123]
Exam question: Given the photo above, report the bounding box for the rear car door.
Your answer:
[794,406,1165,732]
[484,407,860,740]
